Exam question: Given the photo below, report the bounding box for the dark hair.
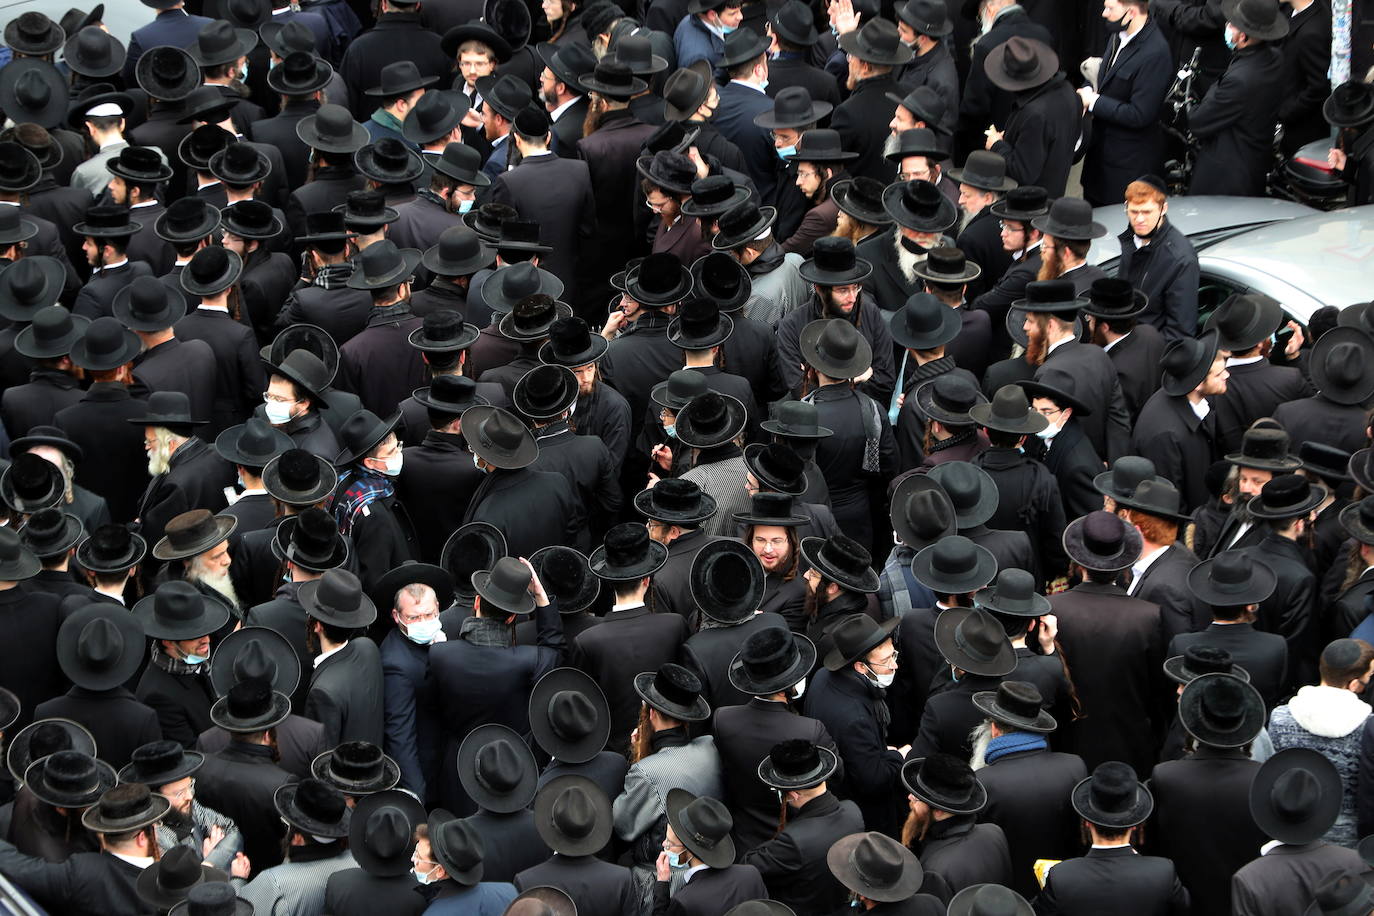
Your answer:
[371,282,406,304]
[203,61,238,82]
[986,429,1023,448]
[1320,638,1374,687]
[726,52,766,80]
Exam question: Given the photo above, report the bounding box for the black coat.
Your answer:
[342,488,417,599]
[1130,389,1216,513]
[379,629,445,805]
[972,250,1042,361]
[576,110,658,307]
[174,308,265,437]
[0,843,150,916]
[396,430,484,563]
[134,436,235,550]
[1273,394,1368,459]
[652,864,768,916]
[778,291,897,406]
[460,465,581,562]
[1241,533,1314,685]
[1033,845,1190,915]
[1080,19,1173,206]
[195,740,295,871]
[238,249,298,343]
[740,791,863,912]
[246,584,315,712]
[963,524,1037,581]
[33,687,162,771]
[461,809,550,883]
[17,209,82,304]
[713,697,844,855]
[125,203,174,277]
[683,613,790,711]
[128,104,194,205]
[196,712,327,780]
[1277,0,1332,153]
[337,13,451,117]
[959,8,1054,150]
[956,209,1013,305]
[337,308,428,416]
[1333,566,1374,636]
[799,382,897,556]
[977,747,1088,898]
[515,854,639,916]
[831,74,902,184]
[990,76,1080,198]
[918,816,1013,896]
[395,381,508,447]
[130,336,218,429]
[0,586,65,730]
[54,382,150,523]
[1117,221,1200,342]
[551,97,591,159]
[1231,842,1368,916]
[1032,419,1105,523]
[286,168,367,240]
[577,383,634,469]
[1106,324,1167,420]
[489,152,597,302]
[528,423,620,550]
[1171,622,1289,710]
[249,99,319,192]
[1,369,82,439]
[1189,44,1285,196]
[856,228,923,319]
[306,637,385,747]
[277,281,374,349]
[23,179,92,273]
[135,656,216,748]
[767,54,842,114]
[1130,542,1204,643]
[602,312,682,443]
[573,607,688,752]
[1211,359,1311,456]
[1049,582,1164,776]
[73,261,153,320]
[1038,341,1132,463]
[805,667,904,838]
[896,43,959,136]
[387,193,463,257]
[974,447,1068,584]
[711,82,778,200]
[324,869,426,916]
[912,673,1002,760]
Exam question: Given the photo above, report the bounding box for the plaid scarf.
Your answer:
[332,468,394,537]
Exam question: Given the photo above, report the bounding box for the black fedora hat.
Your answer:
[1303,871,1374,916]
[350,789,425,877]
[481,262,565,315]
[610,31,668,76]
[80,782,171,834]
[589,522,669,581]
[800,317,873,380]
[1248,473,1327,520]
[969,384,1047,435]
[911,534,996,595]
[18,507,82,559]
[10,424,80,462]
[888,85,948,134]
[897,0,953,35]
[1206,292,1283,352]
[262,447,338,507]
[823,610,901,670]
[691,539,765,625]
[75,523,147,575]
[927,460,999,528]
[134,579,231,639]
[759,739,838,791]
[984,34,1057,90]
[971,680,1056,733]
[728,626,815,695]
[441,521,507,598]
[1012,278,1087,316]
[890,477,958,551]
[106,145,173,184]
[838,17,913,65]
[711,199,779,252]
[471,555,536,616]
[743,441,807,495]
[0,61,68,130]
[633,476,718,525]
[914,373,987,427]
[5,12,64,55]
[423,226,493,278]
[371,561,454,617]
[263,348,333,405]
[912,246,981,286]
[1309,326,1374,405]
[174,85,238,126]
[513,364,578,421]
[208,625,300,698]
[675,390,747,448]
[135,46,200,101]
[1031,196,1107,241]
[635,662,711,721]
[413,375,489,421]
[431,141,490,187]
[989,184,1051,222]
[798,236,872,287]
[177,124,234,171]
[441,20,512,61]
[215,416,291,469]
[296,104,369,155]
[1251,747,1342,844]
[115,274,187,330]
[155,197,220,245]
[578,58,645,99]
[1082,277,1148,320]
[771,0,820,44]
[719,26,769,67]
[539,40,597,89]
[1325,80,1374,129]
[1187,549,1278,607]
[63,26,126,79]
[1226,419,1302,472]
[498,293,572,342]
[539,316,607,368]
[464,405,538,469]
[666,789,736,868]
[529,546,599,615]
[901,752,987,815]
[529,667,610,762]
[1062,510,1142,573]
[934,606,1016,676]
[882,178,958,233]
[426,814,485,885]
[625,252,693,307]
[73,201,142,239]
[269,321,339,369]
[888,292,960,351]
[755,85,833,130]
[299,568,378,629]
[267,49,332,95]
[458,722,538,813]
[6,717,93,782]
[0,256,64,321]
[662,60,714,122]
[152,509,236,562]
[1222,0,1289,40]
[493,216,552,256]
[801,534,881,595]
[311,740,400,795]
[119,739,204,787]
[1093,455,1163,502]
[402,89,470,145]
[974,566,1050,617]
[1300,441,1351,486]
[135,846,229,913]
[650,369,708,412]
[24,749,117,808]
[188,19,257,66]
[346,240,422,293]
[208,677,291,732]
[1114,477,1190,525]
[271,509,349,574]
[408,310,481,355]
[947,150,1016,192]
[886,127,948,164]
[827,832,923,903]
[1160,329,1221,396]
[275,778,350,838]
[475,71,537,120]
[1072,761,1153,828]
[209,141,271,188]
[57,602,145,691]
[354,137,424,185]
[1178,671,1264,748]
[14,305,88,360]
[681,175,752,220]
[0,453,64,517]
[948,885,1033,916]
[534,775,612,856]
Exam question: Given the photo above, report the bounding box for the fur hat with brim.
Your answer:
[589,522,669,582]
[900,753,987,815]
[1062,510,1142,573]
[971,680,1057,733]
[441,522,507,599]
[634,663,710,721]
[728,626,815,696]
[1178,672,1265,749]
[758,739,838,791]
[275,778,351,838]
[311,741,400,796]
[1071,761,1154,828]
[690,539,765,625]
[135,846,229,913]
[262,448,338,507]
[24,750,118,809]
[118,739,204,788]
[6,718,95,783]
[799,235,873,287]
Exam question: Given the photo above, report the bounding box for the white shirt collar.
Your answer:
[198,303,229,313]
[1103,331,1130,352]
[611,600,645,613]
[313,643,346,668]
[110,852,155,868]
[1188,397,1211,421]
[101,259,130,270]
[96,588,126,605]
[130,200,159,210]
[99,138,126,151]
[1260,839,1285,856]
[730,79,766,95]
[1114,25,1141,53]
[551,97,579,120]
[681,863,710,883]
[1128,543,1169,593]
[1046,334,1075,355]
[1226,354,1265,367]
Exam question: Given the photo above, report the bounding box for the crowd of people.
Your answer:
[0,0,1368,911]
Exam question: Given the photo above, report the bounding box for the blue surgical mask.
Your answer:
[183,652,209,665]
[722,23,737,33]
[457,199,474,214]
[405,617,443,645]
[664,424,677,439]
[758,79,768,91]
[776,144,796,160]
[238,62,249,82]
[1223,24,1239,49]
[666,850,686,868]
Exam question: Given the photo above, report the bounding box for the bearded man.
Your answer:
[899,753,1013,895]
[856,179,957,319]
[1030,198,1108,292]
[153,510,242,613]
[133,393,235,554]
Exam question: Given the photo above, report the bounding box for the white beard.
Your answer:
[147,440,172,477]
[893,233,927,285]
[187,563,240,610]
[969,720,995,771]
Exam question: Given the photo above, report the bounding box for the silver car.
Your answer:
[5,0,146,45]
[1088,197,1373,324]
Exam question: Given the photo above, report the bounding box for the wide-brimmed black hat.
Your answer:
[969,384,1047,436]
[800,317,873,381]
[1325,80,1374,129]
[1093,455,1162,503]
[666,789,736,868]
[333,407,401,467]
[1072,761,1153,828]
[787,128,856,166]
[14,306,87,360]
[6,717,91,782]
[263,348,333,406]
[719,26,768,68]
[1222,0,1290,40]
[681,178,751,225]
[275,778,350,838]
[312,741,400,795]
[81,782,172,834]
[910,534,996,595]
[686,254,749,317]
[155,198,220,245]
[525,547,597,617]
[887,291,960,351]
[934,607,1016,676]
[0,453,62,517]
[827,832,923,903]
[803,535,880,595]
[354,137,424,185]
[761,400,833,441]
[134,579,231,639]
[1178,672,1265,748]
[634,476,718,526]
[797,236,873,287]
[114,274,186,330]
[152,509,237,562]
[426,814,485,885]
[24,749,117,808]
[609,31,667,78]
[401,89,470,146]
[481,262,565,314]
[947,150,1016,192]
[538,39,596,91]
[886,127,948,166]
[498,293,572,343]
[1299,442,1351,488]
[19,507,82,560]
[458,723,538,813]
[471,555,536,616]
[1251,748,1342,844]
[984,34,1057,91]
[421,227,492,279]
[1112,478,1186,527]
[5,11,64,54]
[896,0,953,35]
[759,739,838,791]
[927,461,998,529]
[743,442,807,496]
[577,58,645,99]
[972,680,1056,733]
[1082,277,1148,321]
[496,219,551,258]
[535,317,606,370]
[675,391,747,449]
[768,0,820,44]
[119,739,204,788]
[988,185,1051,223]
[135,846,229,913]
[1063,510,1142,573]
[216,416,291,470]
[512,364,577,422]
[267,49,332,95]
[1206,292,1283,352]
[0,61,68,130]
[300,568,377,629]
[430,141,490,187]
[948,885,1033,916]
[75,523,147,575]
[1310,326,1374,405]
[11,425,80,463]
[691,539,765,625]
[974,567,1051,619]
[1013,279,1088,319]
[712,199,779,252]
[533,775,612,857]
[901,753,987,815]
[635,662,710,722]
[209,142,271,189]
[912,248,981,288]
[729,625,815,695]
[463,405,539,469]
[659,59,714,122]
[135,45,200,101]
[1188,548,1279,609]
[529,667,609,762]
[441,522,507,599]
[1248,473,1327,521]
[913,374,987,429]
[209,677,291,732]
[890,478,958,552]
[1160,329,1221,397]
[1031,196,1106,240]
[73,202,142,239]
[296,103,369,154]
[262,448,338,507]
[208,625,301,698]
[57,602,144,691]
[188,19,257,66]
[0,256,63,321]
[350,789,425,877]
[177,124,234,171]
[883,178,958,233]
[442,20,512,61]
[624,251,693,308]
[1302,871,1374,916]
[1226,420,1302,472]
[753,86,832,133]
[589,522,669,581]
[105,145,173,185]
[838,17,913,65]
[271,509,349,574]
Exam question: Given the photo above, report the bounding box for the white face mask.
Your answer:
[1036,420,1061,439]
[473,452,487,472]
[404,617,443,645]
[413,863,440,885]
[264,399,294,425]
[865,665,895,689]
[379,452,403,477]
[789,676,807,699]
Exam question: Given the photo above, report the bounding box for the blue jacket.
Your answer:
[674,14,723,69]
[124,10,214,82]
[380,629,446,805]
[422,882,517,915]
[711,81,778,199]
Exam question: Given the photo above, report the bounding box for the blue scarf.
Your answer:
[984,732,1047,764]
[332,467,394,536]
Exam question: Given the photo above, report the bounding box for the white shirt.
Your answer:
[730,79,767,95]
[550,97,579,122]
[1047,334,1076,357]
[1260,840,1285,856]
[130,200,159,210]
[611,600,646,613]
[681,864,710,884]
[110,853,154,868]
[1226,355,1264,368]
[100,259,130,271]
[199,303,230,313]
[1188,397,1211,421]
[1103,331,1130,353]
[313,644,346,668]
[1128,544,1169,594]
[96,588,127,605]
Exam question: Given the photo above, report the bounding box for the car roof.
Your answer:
[1088,196,1316,267]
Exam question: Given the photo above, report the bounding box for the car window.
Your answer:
[1196,275,1249,330]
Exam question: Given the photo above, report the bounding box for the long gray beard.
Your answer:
[147,441,172,477]
[969,720,995,771]
[188,565,240,610]
[893,233,926,284]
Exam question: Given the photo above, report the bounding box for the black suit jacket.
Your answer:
[515,854,639,916]
[249,99,319,192]
[23,179,91,272]
[0,843,149,916]
[174,308,265,437]
[197,712,327,781]
[576,110,658,305]
[1211,359,1311,456]
[325,869,426,916]
[652,863,768,916]
[683,613,789,711]
[0,586,65,731]
[396,430,485,563]
[246,584,315,713]
[1035,418,1105,523]
[337,309,428,416]
[1130,390,1215,513]
[1170,622,1289,710]
[277,281,374,348]
[1034,845,1189,915]
[602,312,682,443]
[54,382,150,523]
[919,817,1014,896]
[957,208,1013,303]
[130,336,218,429]
[528,423,618,550]
[977,748,1088,898]
[238,248,298,343]
[286,168,367,239]
[1080,18,1173,205]
[1273,394,1368,459]
[460,465,581,563]
[307,638,386,747]
[740,791,863,912]
[573,607,688,752]
[195,740,295,871]
[551,97,591,159]
[74,260,153,320]
[1189,45,1285,196]
[134,436,235,551]
[1278,0,1333,152]
[34,687,162,771]
[766,54,842,113]
[1130,542,1203,642]
[1106,324,1167,421]
[710,82,778,200]
[489,153,596,302]
[831,74,902,184]
[1231,842,1368,916]
[973,250,1042,361]
[1241,533,1315,687]
[0,369,82,439]
[135,657,216,749]
[1038,341,1131,463]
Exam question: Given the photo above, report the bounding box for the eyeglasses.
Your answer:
[1034,406,1064,419]
[998,221,1026,233]
[263,392,298,405]
[661,839,685,851]
[868,651,899,670]
[165,779,195,801]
